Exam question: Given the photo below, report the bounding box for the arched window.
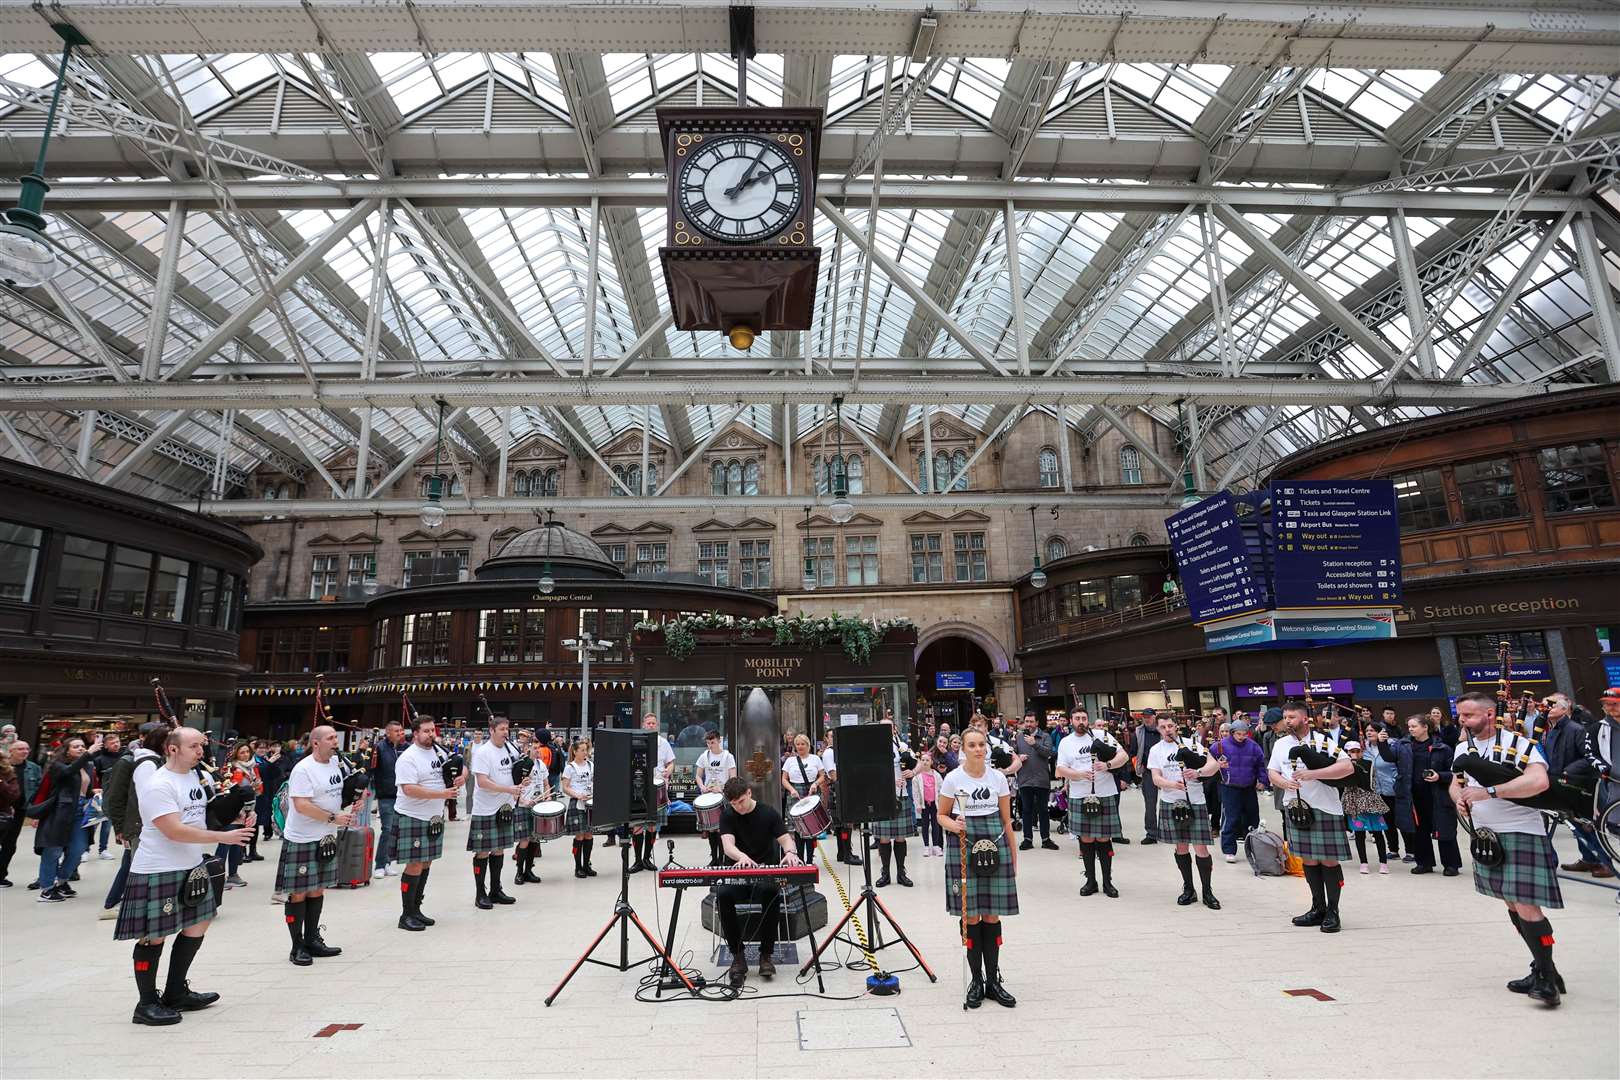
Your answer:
[1045,536,1068,562]
[933,451,950,493]
[1038,447,1059,488]
[811,456,824,495]
[915,451,928,489]
[845,454,864,494]
[645,464,658,492]
[726,461,743,496]
[541,468,559,497]
[613,464,640,496]
[742,459,760,496]
[949,449,969,491]
[1120,446,1143,485]
[420,472,459,497]
[512,470,531,497]
[712,461,728,496]
[1129,532,1151,547]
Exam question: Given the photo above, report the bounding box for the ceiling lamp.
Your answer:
[827,396,855,524]
[419,398,448,531]
[1027,505,1047,590]
[801,506,817,591]
[0,26,87,288]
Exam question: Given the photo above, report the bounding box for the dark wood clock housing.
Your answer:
[657,106,823,346]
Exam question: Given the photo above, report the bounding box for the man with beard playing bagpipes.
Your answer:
[467,711,523,910]
[1054,706,1128,898]
[392,709,465,931]
[1146,714,1223,910]
[1268,701,1354,933]
[278,722,361,966]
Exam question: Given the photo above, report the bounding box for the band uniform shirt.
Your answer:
[1456,730,1548,835]
[654,735,675,776]
[393,742,448,822]
[718,801,788,865]
[130,765,210,874]
[784,752,822,791]
[1148,738,1209,806]
[820,746,836,777]
[1268,733,1347,816]
[891,737,912,793]
[940,765,1009,818]
[470,740,518,816]
[695,749,736,792]
[562,760,593,809]
[282,755,345,843]
[1057,730,1121,798]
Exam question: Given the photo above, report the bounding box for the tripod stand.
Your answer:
[545,841,696,1005]
[798,825,936,982]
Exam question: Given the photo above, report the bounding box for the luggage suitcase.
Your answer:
[331,825,374,888]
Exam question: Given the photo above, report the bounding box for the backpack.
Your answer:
[1245,826,1287,877]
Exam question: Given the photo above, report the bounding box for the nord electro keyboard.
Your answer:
[656,864,820,889]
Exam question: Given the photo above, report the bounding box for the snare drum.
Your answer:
[653,772,669,807]
[693,791,725,832]
[790,794,832,839]
[531,800,566,840]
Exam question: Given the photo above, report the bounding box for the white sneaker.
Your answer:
[270,891,286,904]
[98,851,115,861]
[373,867,388,879]
[1224,854,1236,863]
[98,906,118,921]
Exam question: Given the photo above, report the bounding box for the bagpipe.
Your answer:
[151,677,254,830]
[989,743,1013,770]
[1451,751,1594,819]
[1286,742,1353,790]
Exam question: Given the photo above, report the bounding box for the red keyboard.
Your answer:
[656,865,819,889]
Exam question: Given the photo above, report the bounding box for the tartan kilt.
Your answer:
[394,813,445,863]
[114,868,216,941]
[467,810,516,852]
[946,814,1018,917]
[1157,799,1214,845]
[511,805,532,842]
[275,838,340,893]
[1472,829,1562,909]
[566,804,592,834]
[1067,793,1122,841]
[1283,808,1353,863]
[869,787,916,841]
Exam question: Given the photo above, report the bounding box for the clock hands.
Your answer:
[723,146,773,198]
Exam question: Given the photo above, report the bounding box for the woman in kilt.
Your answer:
[116,727,255,1026]
[939,728,1016,1009]
[1451,693,1565,1007]
[1146,716,1223,910]
[1054,709,1128,898]
[1267,703,1355,934]
[869,720,917,888]
[561,738,596,879]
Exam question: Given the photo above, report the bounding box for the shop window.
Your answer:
[1044,536,1067,562]
[1120,447,1142,485]
[634,542,668,576]
[104,545,154,617]
[952,531,987,582]
[845,534,879,586]
[1538,442,1615,514]
[310,554,340,599]
[1456,631,1549,664]
[0,522,42,602]
[150,556,190,622]
[1391,468,1450,531]
[1111,573,1143,610]
[803,535,836,588]
[909,533,943,584]
[1038,447,1059,488]
[698,540,731,586]
[739,538,771,590]
[401,611,453,666]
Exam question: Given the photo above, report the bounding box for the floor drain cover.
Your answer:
[796,1007,910,1051]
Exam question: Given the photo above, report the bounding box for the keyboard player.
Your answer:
[716,777,803,987]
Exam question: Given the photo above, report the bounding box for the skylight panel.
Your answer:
[0,54,56,87]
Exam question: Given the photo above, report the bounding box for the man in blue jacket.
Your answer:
[1211,720,1270,861]
[371,720,406,878]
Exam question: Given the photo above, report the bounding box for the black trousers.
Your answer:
[1017,786,1049,841]
[0,811,23,881]
[715,882,782,954]
[1411,798,1461,870]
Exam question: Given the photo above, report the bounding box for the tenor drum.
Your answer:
[653,772,669,807]
[693,792,726,832]
[790,794,831,839]
[531,800,566,839]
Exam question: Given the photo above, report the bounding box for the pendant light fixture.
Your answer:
[1028,504,1047,590]
[418,398,448,531]
[538,510,556,594]
[827,396,855,524]
[0,25,87,288]
[801,506,817,591]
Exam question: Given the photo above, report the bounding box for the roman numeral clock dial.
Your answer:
[677,134,801,243]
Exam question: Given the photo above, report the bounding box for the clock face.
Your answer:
[675,133,803,243]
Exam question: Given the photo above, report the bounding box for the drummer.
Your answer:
[561,739,596,879]
[629,714,676,874]
[694,730,736,865]
[780,733,825,864]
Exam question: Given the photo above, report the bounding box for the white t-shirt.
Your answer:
[1456,730,1549,835]
[394,742,448,821]
[1148,738,1208,806]
[820,747,836,776]
[940,765,1010,818]
[1057,730,1122,798]
[695,749,736,792]
[783,752,822,790]
[1268,733,1347,816]
[131,764,211,874]
[471,739,519,816]
[653,734,675,775]
[890,736,912,791]
[283,754,346,843]
[563,760,594,807]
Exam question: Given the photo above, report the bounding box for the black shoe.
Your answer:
[1018,839,1033,851]
[1202,891,1222,911]
[1442,867,1460,877]
[1527,968,1562,1007]
[490,889,516,906]
[161,985,219,1011]
[521,868,543,885]
[875,873,891,888]
[132,1002,182,1026]
[397,914,428,931]
[26,880,39,890]
[1112,837,1130,845]
[1320,911,1341,933]
[1508,966,1566,995]
[0,879,11,888]
[304,934,341,958]
[727,956,748,988]
[759,955,777,979]
[1079,879,1099,897]
[69,871,80,882]
[574,867,587,879]
[1040,839,1059,851]
[290,944,313,966]
[57,883,77,897]
[985,978,1017,1008]
[639,857,658,872]
[583,865,597,878]
[896,871,914,887]
[627,859,642,875]
[604,837,618,847]
[1292,908,1325,927]
[416,910,436,926]
[36,885,65,904]
[1176,888,1197,906]
[1410,865,1433,875]
[476,893,494,910]
[841,854,863,866]
[1141,837,1158,846]
[965,978,984,1009]
[1102,882,1119,898]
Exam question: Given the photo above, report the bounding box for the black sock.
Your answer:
[132,941,163,1005]
[489,854,505,890]
[1099,844,1114,885]
[303,894,324,941]
[573,842,582,871]
[583,838,594,867]
[474,855,488,894]
[965,924,984,983]
[1323,864,1343,913]
[284,898,306,946]
[1518,917,1557,972]
[401,873,419,916]
[1081,843,1097,881]
[1304,864,1326,910]
[165,934,203,999]
[1196,854,1214,892]
[1174,851,1194,890]
[879,842,892,876]
[418,866,431,902]
[980,922,1001,983]
[894,840,908,873]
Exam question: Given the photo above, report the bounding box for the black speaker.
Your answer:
[833,723,896,825]
[594,726,656,829]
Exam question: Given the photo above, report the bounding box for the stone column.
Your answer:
[991,671,1025,722]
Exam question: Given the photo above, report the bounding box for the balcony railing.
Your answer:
[1021,591,1189,648]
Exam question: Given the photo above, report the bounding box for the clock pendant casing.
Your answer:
[657,107,822,340]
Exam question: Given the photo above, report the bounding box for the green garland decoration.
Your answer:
[636,612,914,664]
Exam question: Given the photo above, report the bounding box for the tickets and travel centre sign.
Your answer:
[935,671,975,690]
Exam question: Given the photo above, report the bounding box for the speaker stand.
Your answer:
[798,825,936,982]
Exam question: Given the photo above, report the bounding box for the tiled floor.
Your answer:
[3,794,1616,1079]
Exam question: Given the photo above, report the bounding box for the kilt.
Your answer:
[1157,799,1213,845]
[869,787,916,841]
[275,838,340,893]
[1283,807,1352,863]
[394,813,445,863]
[1067,793,1122,841]
[114,867,216,941]
[511,805,532,843]
[566,805,592,834]
[467,809,516,852]
[1472,829,1562,909]
[946,814,1018,917]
